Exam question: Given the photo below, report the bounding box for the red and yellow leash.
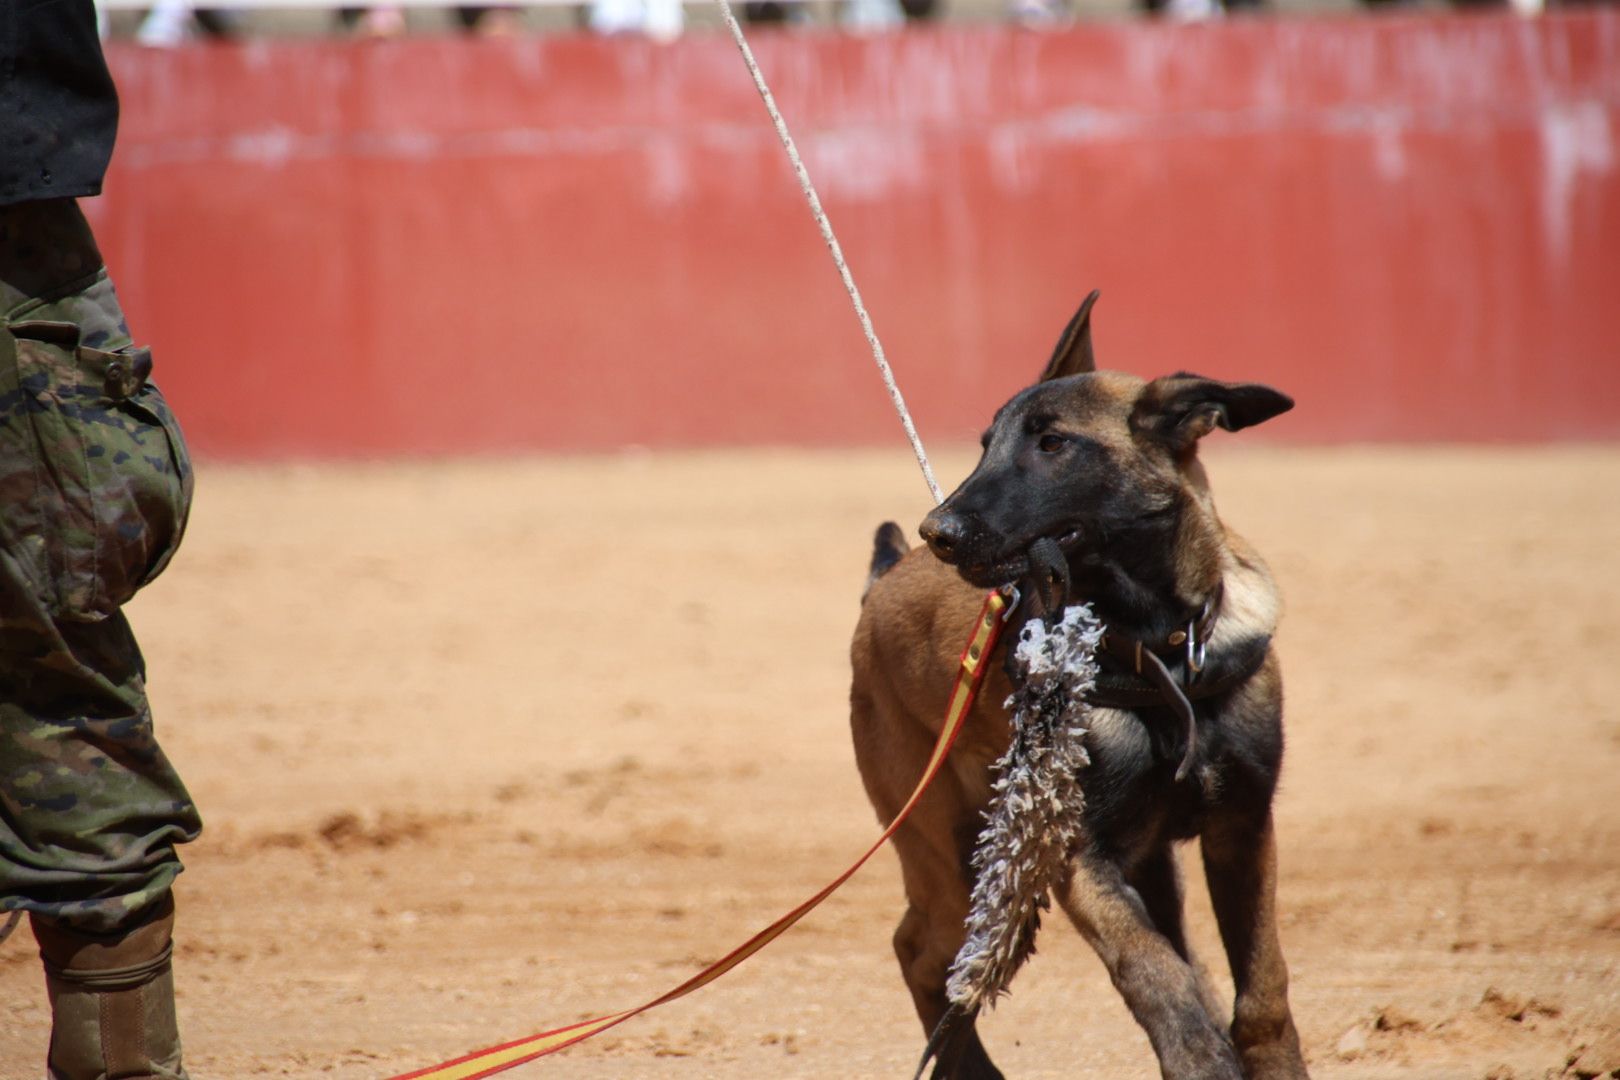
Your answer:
[389,586,1016,1080]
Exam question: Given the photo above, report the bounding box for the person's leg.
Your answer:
[1,199,200,1080]
[31,897,186,1080]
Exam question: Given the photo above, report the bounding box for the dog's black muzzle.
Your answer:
[918,506,1025,586]
[920,505,1083,606]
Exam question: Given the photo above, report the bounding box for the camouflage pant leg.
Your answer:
[0,267,202,935]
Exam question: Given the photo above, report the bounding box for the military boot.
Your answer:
[30,895,189,1080]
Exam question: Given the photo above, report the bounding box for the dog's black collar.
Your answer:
[1095,584,1223,684]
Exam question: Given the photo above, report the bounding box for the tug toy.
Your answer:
[918,594,1102,1079]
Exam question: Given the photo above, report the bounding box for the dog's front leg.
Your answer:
[1201,811,1309,1079]
[1058,853,1242,1080]
[1128,847,1228,1025]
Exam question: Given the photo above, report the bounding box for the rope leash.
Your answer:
[387,589,1014,1080]
[387,13,964,1074]
[712,0,944,506]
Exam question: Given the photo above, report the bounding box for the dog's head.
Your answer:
[919,292,1293,591]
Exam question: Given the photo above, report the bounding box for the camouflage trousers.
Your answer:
[1,203,201,935]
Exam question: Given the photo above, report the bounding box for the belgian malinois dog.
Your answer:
[850,292,1309,1080]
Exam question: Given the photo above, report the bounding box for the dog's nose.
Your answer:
[919,510,967,562]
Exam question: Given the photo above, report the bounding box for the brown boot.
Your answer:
[30,895,189,1080]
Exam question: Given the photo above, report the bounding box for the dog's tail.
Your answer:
[862,522,909,603]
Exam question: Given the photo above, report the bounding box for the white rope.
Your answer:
[712,0,945,506]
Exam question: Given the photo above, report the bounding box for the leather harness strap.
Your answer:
[1129,648,1203,783]
[1084,583,1270,782]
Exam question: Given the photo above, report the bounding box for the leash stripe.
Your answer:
[388,589,1011,1080]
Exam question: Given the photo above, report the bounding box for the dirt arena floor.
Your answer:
[2,445,1617,1079]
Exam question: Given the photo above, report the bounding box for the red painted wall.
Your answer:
[92,12,1620,457]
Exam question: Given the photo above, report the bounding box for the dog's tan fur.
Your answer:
[849,298,1308,1080]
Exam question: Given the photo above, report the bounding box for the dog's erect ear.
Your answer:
[1038,290,1101,382]
[1131,373,1293,451]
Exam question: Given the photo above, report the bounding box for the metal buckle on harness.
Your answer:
[998,584,1022,623]
[1186,619,1206,676]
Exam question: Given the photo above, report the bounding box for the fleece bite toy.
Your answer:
[916,591,1102,1078]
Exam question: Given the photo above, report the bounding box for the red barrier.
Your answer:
[93,13,1620,456]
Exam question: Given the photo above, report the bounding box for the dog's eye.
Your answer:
[1038,433,1067,454]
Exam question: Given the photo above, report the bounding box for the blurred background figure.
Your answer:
[741,0,937,29]
[338,3,409,35]
[337,5,524,36]
[842,0,908,28]
[459,5,524,33]
[1011,0,1266,24]
[739,0,797,23]
[1142,0,1264,15]
[587,0,683,38]
[135,0,239,46]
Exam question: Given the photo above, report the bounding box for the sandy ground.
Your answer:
[2,445,1618,1080]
